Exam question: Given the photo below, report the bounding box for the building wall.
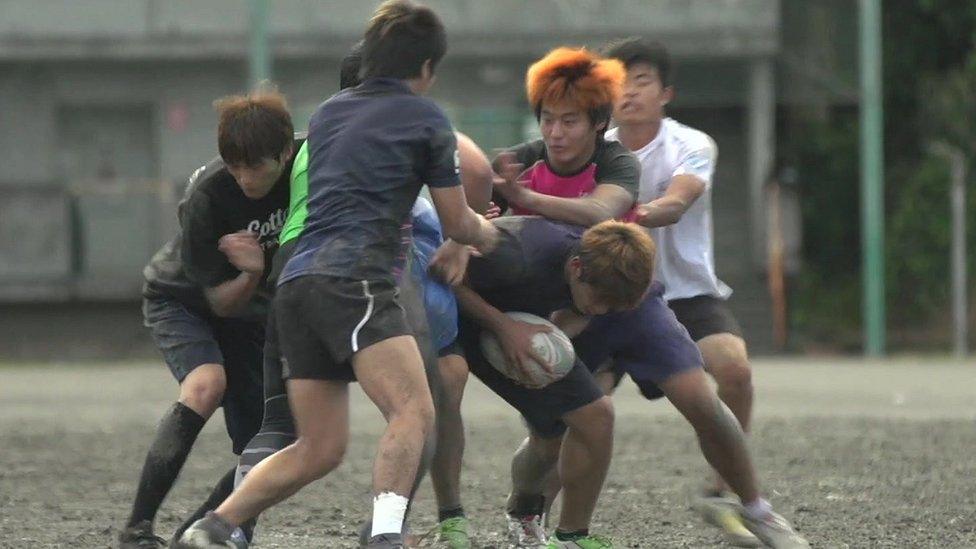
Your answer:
[0,0,791,356]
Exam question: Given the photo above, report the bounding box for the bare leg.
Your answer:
[431,353,469,512]
[213,378,350,526]
[659,368,759,503]
[697,334,753,492]
[354,335,436,499]
[555,396,614,532]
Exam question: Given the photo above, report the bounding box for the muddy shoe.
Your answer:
[364,533,405,548]
[691,493,762,547]
[546,534,613,548]
[740,509,810,549]
[506,514,548,547]
[119,520,167,549]
[173,512,237,549]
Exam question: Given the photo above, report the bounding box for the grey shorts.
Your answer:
[142,296,265,454]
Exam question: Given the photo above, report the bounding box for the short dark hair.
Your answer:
[603,37,672,88]
[339,40,364,90]
[362,0,447,80]
[214,88,293,166]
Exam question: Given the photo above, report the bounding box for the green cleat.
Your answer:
[546,534,613,548]
[433,516,472,549]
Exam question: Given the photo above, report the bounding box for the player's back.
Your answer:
[281,77,459,285]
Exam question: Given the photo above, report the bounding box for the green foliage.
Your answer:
[787,0,975,350]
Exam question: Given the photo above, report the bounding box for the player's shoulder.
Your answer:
[663,118,716,155]
[184,156,232,199]
[598,137,637,161]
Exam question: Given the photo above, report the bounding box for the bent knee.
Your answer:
[437,356,469,409]
[701,336,751,388]
[179,364,226,414]
[568,395,615,433]
[295,437,347,479]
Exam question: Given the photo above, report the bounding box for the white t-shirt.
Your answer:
[606,118,732,301]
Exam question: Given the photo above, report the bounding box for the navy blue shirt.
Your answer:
[465,216,584,318]
[280,78,460,284]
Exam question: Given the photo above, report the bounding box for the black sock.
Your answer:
[172,466,236,542]
[555,529,589,541]
[126,402,206,528]
[438,505,465,522]
[507,494,545,517]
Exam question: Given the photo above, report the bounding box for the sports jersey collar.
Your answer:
[633,118,668,155]
[361,77,413,94]
[542,138,605,178]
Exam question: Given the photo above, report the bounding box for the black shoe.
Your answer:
[365,533,405,548]
[119,520,167,549]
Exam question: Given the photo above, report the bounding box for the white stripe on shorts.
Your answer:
[351,280,375,353]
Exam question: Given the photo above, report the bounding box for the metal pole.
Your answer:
[249,0,271,88]
[859,0,885,356]
[950,155,968,358]
[931,143,969,358]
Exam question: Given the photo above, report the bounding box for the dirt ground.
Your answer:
[1,358,975,548]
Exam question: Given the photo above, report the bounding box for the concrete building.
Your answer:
[0,0,857,358]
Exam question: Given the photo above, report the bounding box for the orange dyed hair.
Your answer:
[525,47,625,121]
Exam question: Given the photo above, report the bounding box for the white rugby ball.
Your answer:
[479,312,576,387]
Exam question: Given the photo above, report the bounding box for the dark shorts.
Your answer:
[142,296,264,454]
[258,253,437,433]
[573,282,704,401]
[667,294,744,342]
[276,275,413,381]
[459,316,604,439]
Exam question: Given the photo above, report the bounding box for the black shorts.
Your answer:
[276,275,413,381]
[458,317,604,439]
[667,295,743,342]
[142,296,264,454]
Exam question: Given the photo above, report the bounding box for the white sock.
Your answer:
[743,497,772,521]
[371,492,409,537]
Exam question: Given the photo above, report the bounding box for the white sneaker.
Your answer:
[506,514,548,548]
[740,509,810,549]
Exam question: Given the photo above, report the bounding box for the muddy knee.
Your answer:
[179,363,226,417]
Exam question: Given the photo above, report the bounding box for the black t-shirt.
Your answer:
[465,216,585,318]
[143,142,299,320]
[280,78,460,285]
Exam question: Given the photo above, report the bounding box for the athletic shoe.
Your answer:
[365,533,405,548]
[173,514,237,549]
[740,509,810,549]
[506,514,548,547]
[546,534,613,548]
[433,516,472,548]
[691,493,762,547]
[119,521,167,549]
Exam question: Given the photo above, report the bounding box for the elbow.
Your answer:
[205,294,236,318]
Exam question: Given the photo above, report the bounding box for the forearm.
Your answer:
[637,197,687,228]
[454,284,509,333]
[516,190,614,227]
[443,210,493,248]
[205,271,262,317]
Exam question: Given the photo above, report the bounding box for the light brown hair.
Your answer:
[577,220,655,309]
[214,87,293,167]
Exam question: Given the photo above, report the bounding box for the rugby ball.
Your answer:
[479,312,575,387]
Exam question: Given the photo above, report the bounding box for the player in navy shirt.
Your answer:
[176,3,497,549]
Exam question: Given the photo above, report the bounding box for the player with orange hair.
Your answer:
[492,46,638,225]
